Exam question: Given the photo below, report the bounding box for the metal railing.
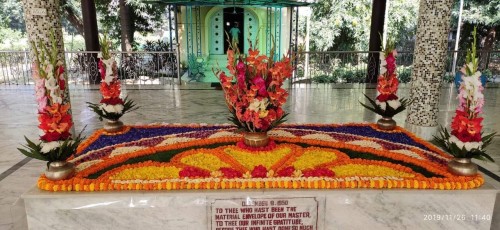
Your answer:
[293,50,500,84]
[1,49,499,85]
[0,50,180,85]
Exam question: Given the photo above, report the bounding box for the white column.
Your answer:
[405,0,454,140]
[22,0,74,132]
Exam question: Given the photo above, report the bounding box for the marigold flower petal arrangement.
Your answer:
[360,38,410,119]
[18,32,84,172]
[433,28,496,164]
[216,40,292,135]
[87,34,138,123]
[36,123,484,192]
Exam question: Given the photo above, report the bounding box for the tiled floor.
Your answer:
[0,83,499,229]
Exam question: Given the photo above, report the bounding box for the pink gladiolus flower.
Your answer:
[32,63,41,80]
[236,60,245,73]
[37,96,48,112]
[98,60,106,79]
[385,54,396,75]
[252,75,269,97]
[460,66,466,75]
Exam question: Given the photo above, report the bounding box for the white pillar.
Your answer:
[22,0,74,132]
[405,0,454,140]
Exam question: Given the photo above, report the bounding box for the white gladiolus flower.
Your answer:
[41,141,62,154]
[449,135,482,151]
[248,98,268,112]
[45,77,58,91]
[466,62,475,72]
[472,71,481,79]
[51,94,62,104]
[464,142,482,151]
[102,58,115,84]
[375,100,387,110]
[100,104,124,114]
[114,104,124,114]
[380,66,387,75]
[97,52,102,59]
[449,135,465,149]
[387,99,401,109]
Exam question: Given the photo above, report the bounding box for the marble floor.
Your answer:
[0,83,499,229]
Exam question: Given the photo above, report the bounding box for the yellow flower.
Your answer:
[180,152,230,171]
[293,148,338,170]
[331,164,415,178]
[110,166,180,180]
[259,110,269,118]
[225,145,292,170]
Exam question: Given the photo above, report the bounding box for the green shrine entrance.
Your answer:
[208,7,258,55]
[154,0,313,82]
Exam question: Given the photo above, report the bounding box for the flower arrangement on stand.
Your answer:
[360,39,410,130]
[217,41,292,148]
[433,28,496,176]
[18,33,83,181]
[88,34,137,133]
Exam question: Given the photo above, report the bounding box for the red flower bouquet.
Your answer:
[87,34,137,121]
[360,39,410,117]
[217,42,292,132]
[433,28,495,161]
[18,33,83,165]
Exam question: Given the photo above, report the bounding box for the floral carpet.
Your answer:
[37,123,484,192]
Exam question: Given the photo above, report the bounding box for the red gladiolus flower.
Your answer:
[276,166,295,177]
[376,93,398,102]
[251,165,268,178]
[40,131,70,142]
[276,107,284,120]
[377,74,399,95]
[100,97,124,105]
[38,103,73,135]
[451,110,483,142]
[100,82,121,99]
[57,65,64,76]
[260,119,271,131]
[58,78,66,91]
[219,167,242,179]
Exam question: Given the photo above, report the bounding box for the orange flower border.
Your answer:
[38,123,484,192]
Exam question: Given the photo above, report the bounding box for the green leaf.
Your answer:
[478,151,494,162]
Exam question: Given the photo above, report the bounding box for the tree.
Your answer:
[96,0,165,52]
[61,0,84,35]
[309,0,371,51]
[452,0,500,69]
[308,0,419,52]
[0,0,26,31]
[386,0,419,51]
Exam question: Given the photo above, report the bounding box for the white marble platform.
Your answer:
[23,182,499,230]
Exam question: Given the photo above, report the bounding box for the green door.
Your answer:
[209,10,224,55]
[244,9,258,52]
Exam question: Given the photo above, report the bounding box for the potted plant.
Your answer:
[360,38,410,130]
[433,28,496,176]
[87,34,137,133]
[216,40,291,147]
[18,32,84,181]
